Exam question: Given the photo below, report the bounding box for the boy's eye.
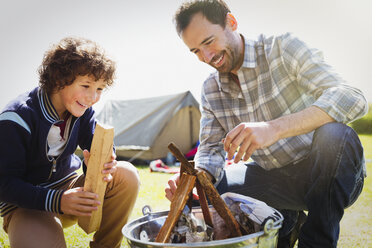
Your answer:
[81,85,89,89]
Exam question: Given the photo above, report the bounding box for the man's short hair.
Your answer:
[38,37,116,94]
[174,0,230,36]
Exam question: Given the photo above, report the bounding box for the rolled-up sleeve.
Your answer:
[281,33,368,123]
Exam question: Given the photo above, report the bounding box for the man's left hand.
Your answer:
[223,122,278,163]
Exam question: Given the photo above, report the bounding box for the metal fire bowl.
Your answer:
[122,205,283,248]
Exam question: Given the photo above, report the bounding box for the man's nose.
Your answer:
[201,49,214,64]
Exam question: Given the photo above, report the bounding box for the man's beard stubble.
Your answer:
[210,45,239,74]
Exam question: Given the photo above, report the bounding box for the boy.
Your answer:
[0,37,140,248]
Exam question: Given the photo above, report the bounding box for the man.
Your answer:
[165,1,368,247]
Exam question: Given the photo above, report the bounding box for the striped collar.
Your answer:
[37,88,63,124]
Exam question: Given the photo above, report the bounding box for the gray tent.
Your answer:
[96,91,201,161]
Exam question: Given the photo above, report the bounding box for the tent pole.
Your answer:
[189,106,194,147]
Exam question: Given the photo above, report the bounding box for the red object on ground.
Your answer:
[185,146,198,159]
[149,159,180,174]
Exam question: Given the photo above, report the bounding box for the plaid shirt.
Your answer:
[195,33,368,182]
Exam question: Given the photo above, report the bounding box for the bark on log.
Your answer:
[196,170,242,237]
[155,173,196,243]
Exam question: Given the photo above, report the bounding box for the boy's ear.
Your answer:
[226,12,238,31]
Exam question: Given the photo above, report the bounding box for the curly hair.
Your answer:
[174,0,230,36]
[38,37,116,94]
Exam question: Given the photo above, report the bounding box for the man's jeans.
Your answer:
[216,123,365,248]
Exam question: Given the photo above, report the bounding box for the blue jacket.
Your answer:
[0,87,96,216]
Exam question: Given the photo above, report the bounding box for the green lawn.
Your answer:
[337,135,372,248]
[1,135,371,247]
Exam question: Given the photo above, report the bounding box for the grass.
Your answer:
[1,135,372,247]
[337,135,372,248]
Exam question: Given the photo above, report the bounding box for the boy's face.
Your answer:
[51,75,106,118]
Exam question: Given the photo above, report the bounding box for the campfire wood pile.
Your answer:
[155,142,243,243]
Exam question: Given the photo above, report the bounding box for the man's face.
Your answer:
[51,75,106,118]
[181,12,240,73]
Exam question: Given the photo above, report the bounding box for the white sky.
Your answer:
[1,0,371,113]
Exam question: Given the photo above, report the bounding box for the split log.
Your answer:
[168,142,240,236]
[155,173,196,243]
[78,123,114,234]
[195,179,213,227]
[196,170,242,237]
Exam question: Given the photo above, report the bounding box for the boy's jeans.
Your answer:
[216,123,365,248]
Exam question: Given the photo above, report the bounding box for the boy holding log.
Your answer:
[0,37,140,248]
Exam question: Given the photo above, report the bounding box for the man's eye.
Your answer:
[205,39,213,45]
[81,85,89,88]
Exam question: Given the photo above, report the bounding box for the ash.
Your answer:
[168,193,281,243]
[170,212,214,243]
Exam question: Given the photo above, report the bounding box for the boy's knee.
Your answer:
[7,209,66,248]
[115,161,140,191]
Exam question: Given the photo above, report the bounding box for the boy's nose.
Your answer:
[87,91,99,104]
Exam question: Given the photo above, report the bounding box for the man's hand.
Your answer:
[223,122,279,163]
[83,149,117,182]
[223,107,335,163]
[61,187,100,216]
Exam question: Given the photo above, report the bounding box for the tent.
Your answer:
[96,91,201,161]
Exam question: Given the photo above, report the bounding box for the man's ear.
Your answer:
[226,12,238,31]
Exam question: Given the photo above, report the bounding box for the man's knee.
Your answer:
[306,123,364,189]
[313,123,362,156]
[312,123,365,201]
[314,123,350,145]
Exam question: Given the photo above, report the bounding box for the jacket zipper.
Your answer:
[47,159,57,180]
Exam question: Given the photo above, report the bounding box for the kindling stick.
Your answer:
[155,173,196,243]
[166,142,241,238]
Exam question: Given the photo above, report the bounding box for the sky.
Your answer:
[1,0,371,113]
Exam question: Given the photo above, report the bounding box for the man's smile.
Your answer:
[212,52,225,67]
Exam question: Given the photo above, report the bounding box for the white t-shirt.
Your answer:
[47,116,72,157]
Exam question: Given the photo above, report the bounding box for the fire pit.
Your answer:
[122,205,283,248]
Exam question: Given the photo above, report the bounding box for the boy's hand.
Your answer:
[165,173,180,201]
[165,168,212,201]
[61,187,100,216]
[83,149,117,182]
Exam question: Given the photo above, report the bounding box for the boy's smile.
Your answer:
[50,75,106,119]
